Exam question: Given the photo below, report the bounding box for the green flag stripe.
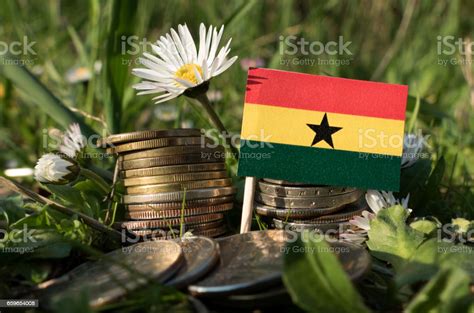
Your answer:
[238,140,401,191]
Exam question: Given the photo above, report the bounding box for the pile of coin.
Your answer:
[98,129,236,238]
[254,179,366,233]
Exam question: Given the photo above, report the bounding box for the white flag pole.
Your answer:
[240,176,257,233]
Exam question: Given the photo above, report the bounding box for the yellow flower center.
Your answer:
[175,64,203,86]
[0,84,4,98]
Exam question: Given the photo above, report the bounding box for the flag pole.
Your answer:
[240,176,256,233]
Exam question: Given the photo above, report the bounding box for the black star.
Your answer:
[306,113,342,148]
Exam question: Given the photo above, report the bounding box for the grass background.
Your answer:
[0,1,473,311]
[1,0,473,220]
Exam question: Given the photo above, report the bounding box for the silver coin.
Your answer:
[258,181,358,198]
[254,203,345,219]
[123,187,236,204]
[255,189,363,209]
[40,240,183,309]
[273,219,351,232]
[188,230,289,296]
[287,199,367,223]
[165,237,220,289]
[262,179,316,186]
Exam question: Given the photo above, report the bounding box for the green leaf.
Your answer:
[405,266,474,313]
[409,220,438,236]
[396,239,474,286]
[47,184,85,209]
[1,230,71,260]
[283,233,369,313]
[103,0,140,133]
[0,57,97,138]
[367,206,425,271]
[0,195,25,225]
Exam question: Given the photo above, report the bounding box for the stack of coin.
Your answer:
[254,179,366,233]
[98,129,236,238]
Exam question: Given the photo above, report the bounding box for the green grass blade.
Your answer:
[103,0,140,134]
[0,56,97,138]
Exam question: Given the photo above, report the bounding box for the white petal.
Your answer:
[349,215,371,231]
[212,56,238,77]
[401,194,410,210]
[154,92,182,104]
[181,24,197,62]
[174,77,195,88]
[193,66,203,84]
[204,25,213,64]
[132,68,166,82]
[197,23,207,64]
[365,190,386,214]
[382,191,397,206]
[201,58,209,81]
[171,27,188,64]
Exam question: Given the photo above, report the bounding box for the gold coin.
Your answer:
[125,203,233,220]
[193,225,227,238]
[121,154,223,170]
[127,196,235,212]
[122,145,225,161]
[123,171,229,187]
[97,129,202,147]
[123,187,236,204]
[126,178,232,194]
[123,163,226,178]
[116,213,224,230]
[137,220,225,233]
[108,137,210,154]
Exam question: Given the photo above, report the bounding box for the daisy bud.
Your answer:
[34,153,80,184]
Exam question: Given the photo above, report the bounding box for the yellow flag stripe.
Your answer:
[241,103,405,156]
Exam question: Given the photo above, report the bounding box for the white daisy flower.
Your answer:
[132,23,238,103]
[34,153,79,184]
[349,210,376,231]
[365,190,410,214]
[340,191,411,245]
[339,229,369,245]
[66,61,102,84]
[401,133,424,169]
[59,123,86,158]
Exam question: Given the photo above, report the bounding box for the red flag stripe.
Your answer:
[245,68,408,121]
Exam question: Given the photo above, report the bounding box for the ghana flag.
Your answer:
[237,68,408,191]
